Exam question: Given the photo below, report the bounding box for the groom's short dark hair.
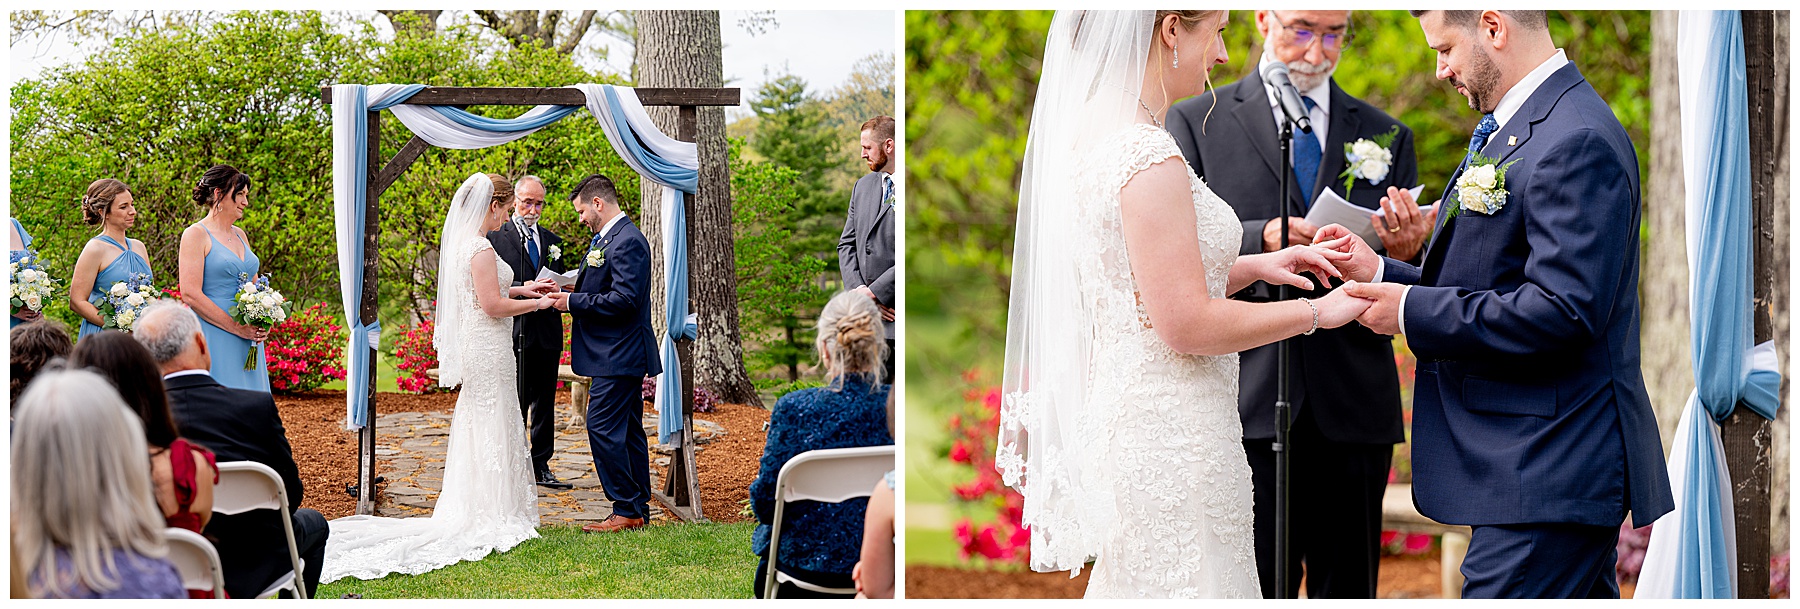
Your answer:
[571,174,618,206]
[1410,10,1546,32]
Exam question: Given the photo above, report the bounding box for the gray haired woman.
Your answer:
[12,369,183,598]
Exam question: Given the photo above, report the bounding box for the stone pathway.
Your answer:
[370,407,728,526]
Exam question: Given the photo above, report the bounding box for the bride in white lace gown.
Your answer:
[995,11,1373,598]
[322,173,559,583]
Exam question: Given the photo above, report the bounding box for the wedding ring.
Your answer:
[1388,226,1400,233]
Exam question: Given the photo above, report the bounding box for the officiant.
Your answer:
[1164,10,1420,599]
[487,174,573,490]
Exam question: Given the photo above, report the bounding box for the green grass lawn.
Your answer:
[317,523,758,598]
[319,355,404,393]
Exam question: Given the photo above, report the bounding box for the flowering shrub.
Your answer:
[391,317,440,394]
[640,375,720,413]
[1380,530,1435,557]
[945,369,1029,564]
[1614,522,1653,585]
[265,303,346,393]
[1772,551,1790,599]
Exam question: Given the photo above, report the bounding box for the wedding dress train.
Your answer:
[321,237,539,583]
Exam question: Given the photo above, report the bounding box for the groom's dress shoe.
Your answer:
[536,471,573,490]
[582,515,646,533]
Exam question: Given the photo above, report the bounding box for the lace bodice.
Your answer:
[322,236,539,582]
[1068,124,1259,597]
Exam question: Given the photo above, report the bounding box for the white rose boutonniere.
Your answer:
[1338,125,1400,196]
[586,248,606,268]
[1447,153,1521,220]
[548,244,562,261]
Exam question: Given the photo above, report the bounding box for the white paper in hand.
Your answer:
[1303,184,1429,245]
[537,267,580,288]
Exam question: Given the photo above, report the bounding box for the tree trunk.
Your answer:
[378,10,441,36]
[1766,8,1790,567]
[634,10,761,407]
[1642,11,1692,455]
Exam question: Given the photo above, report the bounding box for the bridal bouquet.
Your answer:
[228,272,292,370]
[98,272,159,331]
[9,250,58,316]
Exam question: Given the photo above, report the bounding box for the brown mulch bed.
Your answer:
[664,402,768,524]
[274,390,460,520]
[275,389,770,524]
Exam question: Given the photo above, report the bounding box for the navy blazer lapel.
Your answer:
[1315,80,1361,200]
[1229,71,1292,212]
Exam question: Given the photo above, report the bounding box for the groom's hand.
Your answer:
[1313,224,1382,283]
[548,291,571,311]
[1341,281,1405,335]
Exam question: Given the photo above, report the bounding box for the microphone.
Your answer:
[1262,63,1314,134]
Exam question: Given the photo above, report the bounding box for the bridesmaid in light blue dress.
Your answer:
[67,180,153,340]
[178,164,269,392]
[11,217,40,327]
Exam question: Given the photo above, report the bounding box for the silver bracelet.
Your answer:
[1299,297,1319,336]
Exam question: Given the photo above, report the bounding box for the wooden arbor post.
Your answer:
[1730,10,1784,599]
[322,86,740,519]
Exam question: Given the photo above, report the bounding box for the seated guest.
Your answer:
[12,368,185,599]
[132,300,326,599]
[853,471,897,599]
[72,331,218,537]
[749,290,894,598]
[10,320,72,405]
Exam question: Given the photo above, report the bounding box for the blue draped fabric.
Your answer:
[428,103,583,132]
[1658,11,1783,598]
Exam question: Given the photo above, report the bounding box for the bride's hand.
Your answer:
[1313,282,1375,330]
[1261,245,1347,291]
[528,279,558,294]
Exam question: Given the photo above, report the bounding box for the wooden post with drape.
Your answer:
[323,86,738,520]
[1729,9,1782,599]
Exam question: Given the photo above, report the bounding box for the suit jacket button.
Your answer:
[865,246,873,254]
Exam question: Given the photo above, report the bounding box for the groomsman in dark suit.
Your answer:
[839,115,897,378]
[1166,10,1423,599]
[486,175,571,489]
[553,174,661,533]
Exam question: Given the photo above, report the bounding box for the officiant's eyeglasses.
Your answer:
[1269,12,1354,51]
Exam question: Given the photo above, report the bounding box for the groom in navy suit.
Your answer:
[1319,11,1673,598]
[553,173,661,533]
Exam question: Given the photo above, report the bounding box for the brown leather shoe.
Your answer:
[582,515,646,533]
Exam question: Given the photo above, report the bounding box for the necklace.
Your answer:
[1137,97,1164,128]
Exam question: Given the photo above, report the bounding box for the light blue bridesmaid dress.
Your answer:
[11,217,34,328]
[196,224,269,392]
[77,234,153,340]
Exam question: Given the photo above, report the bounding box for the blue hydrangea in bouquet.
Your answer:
[10,249,59,317]
[228,272,292,369]
[98,272,159,331]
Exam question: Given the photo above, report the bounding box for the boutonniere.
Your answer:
[586,248,606,268]
[1446,154,1521,220]
[1338,125,1399,196]
[548,244,562,260]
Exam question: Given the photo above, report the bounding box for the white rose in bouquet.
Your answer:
[110,282,130,297]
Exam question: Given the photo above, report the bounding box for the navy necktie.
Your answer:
[523,225,540,268]
[1292,96,1321,207]
[1466,113,1499,167]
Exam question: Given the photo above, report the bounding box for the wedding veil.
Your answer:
[434,172,495,388]
[996,10,1156,574]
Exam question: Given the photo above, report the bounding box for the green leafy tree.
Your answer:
[730,139,827,382]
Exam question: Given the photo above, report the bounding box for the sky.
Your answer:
[8,10,896,119]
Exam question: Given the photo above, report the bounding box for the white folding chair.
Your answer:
[163,527,225,597]
[763,445,895,599]
[212,461,307,599]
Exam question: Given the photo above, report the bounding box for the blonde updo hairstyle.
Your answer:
[816,290,887,389]
[80,179,131,225]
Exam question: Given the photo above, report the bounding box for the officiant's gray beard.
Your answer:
[513,212,537,228]
[1265,48,1336,93]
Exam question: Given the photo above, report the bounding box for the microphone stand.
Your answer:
[1274,117,1295,600]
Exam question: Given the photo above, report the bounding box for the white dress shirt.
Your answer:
[162,369,212,381]
[598,213,627,242]
[1392,49,1569,336]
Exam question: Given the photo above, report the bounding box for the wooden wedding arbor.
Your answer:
[321,85,740,523]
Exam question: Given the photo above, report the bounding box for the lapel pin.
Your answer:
[1507,135,1517,146]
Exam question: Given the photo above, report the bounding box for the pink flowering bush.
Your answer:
[265,303,346,393]
[640,376,720,413]
[391,317,440,394]
[945,368,1029,564]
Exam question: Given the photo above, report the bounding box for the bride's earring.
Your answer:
[1172,46,1180,68]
